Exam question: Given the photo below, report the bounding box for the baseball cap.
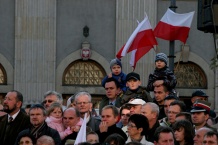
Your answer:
[126,99,146,105]
[192,89,208,98]
[126,72,140,81]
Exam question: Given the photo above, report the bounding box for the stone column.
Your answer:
[15,0,56,104]
[115,0,157,86]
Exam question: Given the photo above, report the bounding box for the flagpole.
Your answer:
[169,0,177,72]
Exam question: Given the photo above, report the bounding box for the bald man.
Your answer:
[193,127,213,145]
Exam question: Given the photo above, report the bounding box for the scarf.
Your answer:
[30,122,46,139]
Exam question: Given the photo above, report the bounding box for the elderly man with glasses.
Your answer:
[74,91,101,132]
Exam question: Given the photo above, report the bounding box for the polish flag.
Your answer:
[130,46,153,69]
[154,8,195,44]
[116,16,157,59]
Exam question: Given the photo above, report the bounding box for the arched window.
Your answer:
[63,59,106,86]
[174,62,207,88]
[0,63,7,85]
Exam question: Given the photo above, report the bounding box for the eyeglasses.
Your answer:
[43,100,54,104]
[19,141,32,144]
[127,123,137,128]
[76,102,90,105]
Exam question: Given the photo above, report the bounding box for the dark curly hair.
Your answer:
[172,120,194,145]
[128,114,149,136]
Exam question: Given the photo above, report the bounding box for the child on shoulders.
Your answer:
[102,58,127,93]
[147,53,177,94]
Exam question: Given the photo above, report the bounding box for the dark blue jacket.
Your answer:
[101,72,127,92]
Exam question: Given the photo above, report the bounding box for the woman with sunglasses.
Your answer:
[126,114,153,145]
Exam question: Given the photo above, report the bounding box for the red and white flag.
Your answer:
[116,16,157,59]
[154,8,195,44]
[130,46,153,69]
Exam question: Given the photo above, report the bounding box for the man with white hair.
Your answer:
[141,102,160,142]
[74,91,101,131]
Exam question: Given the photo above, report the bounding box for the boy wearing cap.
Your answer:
[121,72,152,105]
[102,58,127,92]
[147,53,177,94]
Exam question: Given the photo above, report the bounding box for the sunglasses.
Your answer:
[43,100,54,104]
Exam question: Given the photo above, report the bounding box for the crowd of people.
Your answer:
[0,53,218,145]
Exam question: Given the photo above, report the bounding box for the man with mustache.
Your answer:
[0,90,30,145]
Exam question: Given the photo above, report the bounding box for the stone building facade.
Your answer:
[0,0,217,112]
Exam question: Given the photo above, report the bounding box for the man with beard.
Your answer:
[0,90,30,145]
[15,104,61,145]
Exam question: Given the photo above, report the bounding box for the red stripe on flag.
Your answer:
[154,21,190,44]
[128,29,157,53]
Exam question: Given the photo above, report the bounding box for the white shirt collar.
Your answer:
[8,110,20,121]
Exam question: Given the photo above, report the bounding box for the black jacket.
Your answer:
[15,122,61,145]
[147,66,177,92]
[61,132,78,145]
[146,120,160,142]
[87,115,101,132]
[96,124,127,143]
[99,96,122,115]
[0,111,30,145]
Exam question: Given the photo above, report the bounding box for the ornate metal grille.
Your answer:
[63,60,106,86]
[174,62,207,88]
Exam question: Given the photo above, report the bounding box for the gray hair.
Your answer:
[143,102,159,118]
[36,135,54,145]
[74,91,92,102]
[44,90,63,102]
